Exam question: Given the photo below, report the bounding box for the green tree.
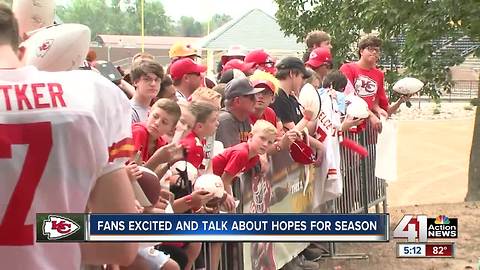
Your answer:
[176,16,204,37]
[57,0,173,36]
[0,0,12,6]
[274,0,480,201]
[57,0,109,37]
[207,13,232,33]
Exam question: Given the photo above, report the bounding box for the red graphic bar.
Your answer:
[425,243,454,257]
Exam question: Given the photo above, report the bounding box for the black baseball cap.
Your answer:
[218,68,246,84]
[276,56,311,78]
[224,78,263,99]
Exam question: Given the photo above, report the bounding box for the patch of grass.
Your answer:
[464,105,474,111]
[433,108,441,114]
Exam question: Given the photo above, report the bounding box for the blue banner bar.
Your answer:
[88,214,389,242]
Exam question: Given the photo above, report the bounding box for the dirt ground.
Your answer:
[317,116,479,270]
[388,118,475,207]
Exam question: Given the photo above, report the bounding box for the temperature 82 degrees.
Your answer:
[425,243,455,257]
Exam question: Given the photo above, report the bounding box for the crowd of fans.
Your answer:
[0,3,409,270]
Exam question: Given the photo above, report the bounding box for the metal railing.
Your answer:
[449,80,479,99]
[327,123,388,260]
[216,122,389,269]
[334,124,388,215]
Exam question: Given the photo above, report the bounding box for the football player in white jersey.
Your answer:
[0,4,138,269]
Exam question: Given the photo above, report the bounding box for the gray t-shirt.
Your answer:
[130,100,149,123]
[215,110,251,148]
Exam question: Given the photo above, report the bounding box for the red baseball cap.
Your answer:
[169,58,207,80]
[289,134,316,165]
[223,59,255,74]
[245,49,270,64]
[245,49,276,74]
[306,47,332,69]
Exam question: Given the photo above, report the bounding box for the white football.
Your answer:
[346,95,370,119]
[298,83,321,120]
[170,161,198,183]
[22,24,91,72]
[194,174,225,199]
[12,0,55,38]
[393,77,424,95]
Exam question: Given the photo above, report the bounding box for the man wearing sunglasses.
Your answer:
[215,78,263,148]
[244,49,277,75]
[169,58,207,102]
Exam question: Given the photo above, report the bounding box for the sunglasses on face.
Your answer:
[256,61,275,68]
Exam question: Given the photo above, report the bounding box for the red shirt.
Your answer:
[249,107,278,127]
[212,142,259,177]
[180,131,205,169]
[131,122,167,162]
[339,62,389,111]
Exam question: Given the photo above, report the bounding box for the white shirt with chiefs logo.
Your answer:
[0,66,133,270]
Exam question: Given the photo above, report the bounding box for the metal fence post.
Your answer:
[359,131,369,214]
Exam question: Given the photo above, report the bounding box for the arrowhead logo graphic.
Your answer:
[42,215,80,240]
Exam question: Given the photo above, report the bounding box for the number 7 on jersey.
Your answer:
[0,122,52,245]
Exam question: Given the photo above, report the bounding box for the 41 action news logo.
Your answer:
[393,215,458,242]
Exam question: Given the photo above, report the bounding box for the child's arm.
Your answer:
[308,135,325,167]
[172,190,214,213]
[220,172,236,193]
[340,115,365,131]
[144,143,184,171]
[219,172,237,212]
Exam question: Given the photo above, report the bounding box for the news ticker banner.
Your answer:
[36,213,389,242]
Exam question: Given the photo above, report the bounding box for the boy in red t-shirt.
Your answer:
[209,120,276,270]
[212,120,277,205]
[131,98,182,167]
[181,101,219,169]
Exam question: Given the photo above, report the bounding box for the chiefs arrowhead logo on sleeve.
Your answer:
[42,215,80,240]
[108,137,134,162]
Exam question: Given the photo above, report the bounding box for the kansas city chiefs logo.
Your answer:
[42,215,80,240]
[36,39,54,58]
[354,75,378,97]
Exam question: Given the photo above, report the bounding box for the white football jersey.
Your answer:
[315,88,343,205]
[0,66,133,269]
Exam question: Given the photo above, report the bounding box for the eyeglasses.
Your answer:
[366,46,381,54]
[260,61,275,68]
[141,76,161,83]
